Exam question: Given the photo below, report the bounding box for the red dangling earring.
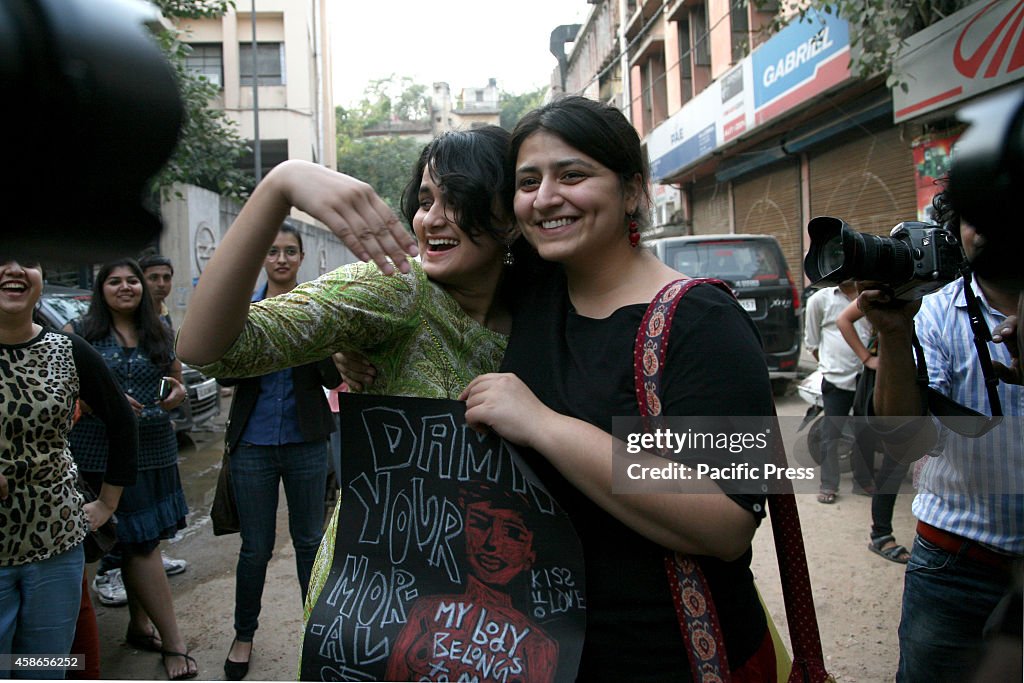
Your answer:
[628,218,640,248]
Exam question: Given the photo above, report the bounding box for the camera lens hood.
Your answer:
[1,0,183,262]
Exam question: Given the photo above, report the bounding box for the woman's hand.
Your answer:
[158,376,187,411]
[83,498,114,531]
[0,473,8,501]
[177,160,418,367]
[274,160,418,275]
[459,373,556,450]
[125,394,144,416]
[332,350,377,392]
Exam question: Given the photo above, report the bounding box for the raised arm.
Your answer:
[177,160,414,366]
[837,298,877,369]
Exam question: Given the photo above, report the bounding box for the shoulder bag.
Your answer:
[635,277,833,683]
[211,448,241,535]
[75,475,118,563]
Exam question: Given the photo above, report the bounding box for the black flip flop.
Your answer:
[160,650,198,681]
[125,626,162,652]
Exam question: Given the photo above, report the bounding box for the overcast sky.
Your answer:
[328,1,593,107]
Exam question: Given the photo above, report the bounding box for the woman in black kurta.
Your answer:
[461,96,776,681]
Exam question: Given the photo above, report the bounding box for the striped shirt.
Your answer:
[912,278,1023,554]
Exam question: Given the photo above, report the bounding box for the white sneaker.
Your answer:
[161,553,188,576]
[92,568,127,607]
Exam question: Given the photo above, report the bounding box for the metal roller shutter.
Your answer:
[690,177,731,235]
[808,126,917,241]
[731,160,803,281]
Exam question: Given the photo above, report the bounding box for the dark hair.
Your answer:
[931,181,961,239]
[508,95,652,227]
[79,258,174,370]
[138,253,174,274]
[400,126,515,243]
[278,223,304,253]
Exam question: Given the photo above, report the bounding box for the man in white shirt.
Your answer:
[803,279,873,503]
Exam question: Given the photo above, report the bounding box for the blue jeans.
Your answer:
[0,543,85,679]
[896,535,1010,682]
[230,441,328,641]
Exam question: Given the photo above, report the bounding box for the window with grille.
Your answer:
[677,19,692,103]
[730,0,750,63]
[239,42,284,86]
[692,4,711,67]
[184,43,224,87]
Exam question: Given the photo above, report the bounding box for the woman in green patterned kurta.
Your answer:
[176,126,535,675]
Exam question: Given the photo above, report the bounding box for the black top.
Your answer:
[218,358,341,454]
[501,264,772,681]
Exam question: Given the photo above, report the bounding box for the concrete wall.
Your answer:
[159,183,356,329]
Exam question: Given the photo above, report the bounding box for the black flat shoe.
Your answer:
[223,640,251,681]
[223,657,249,681]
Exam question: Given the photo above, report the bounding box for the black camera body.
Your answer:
[804,216,964,300]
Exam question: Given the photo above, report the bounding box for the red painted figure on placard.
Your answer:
[385,492,558,682]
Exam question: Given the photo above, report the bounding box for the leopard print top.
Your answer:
[1,328,137,566]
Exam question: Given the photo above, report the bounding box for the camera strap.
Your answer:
[960,272,1003,417]
[909,273,1003,430]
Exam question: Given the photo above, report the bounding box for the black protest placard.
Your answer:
[301,394,586,682]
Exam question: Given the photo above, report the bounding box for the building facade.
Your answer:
[156,0,349,328]
[174,0,336,175]
[558,0,1023,286]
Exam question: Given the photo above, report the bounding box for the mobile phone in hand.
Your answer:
[158,377,173,401]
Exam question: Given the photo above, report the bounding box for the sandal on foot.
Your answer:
[125,625,162,652]
[160,650,198,681]
[817,491,837,504]
[869,535,910,564]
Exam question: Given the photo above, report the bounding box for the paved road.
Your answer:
[92,385,913,681]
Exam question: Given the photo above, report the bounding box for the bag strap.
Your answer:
[634,277,831,683]
[635,277,734,682]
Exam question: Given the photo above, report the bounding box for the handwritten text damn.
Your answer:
[347,407,555,583]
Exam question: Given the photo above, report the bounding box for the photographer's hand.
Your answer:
[991,314,1021,385]
[856,282,934,461]
[855,284,921,337]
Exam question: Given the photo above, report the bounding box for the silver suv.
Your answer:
[34,285,220,433]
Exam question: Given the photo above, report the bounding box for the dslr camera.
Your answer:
[803,216,965,300]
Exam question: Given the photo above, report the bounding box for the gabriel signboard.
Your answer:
[894,0,1024,122]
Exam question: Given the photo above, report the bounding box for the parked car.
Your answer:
[34,284,220,433]
[648,234,802,395]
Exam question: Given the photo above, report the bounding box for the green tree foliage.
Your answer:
[336,76,549,217]
[149,0,253,201]
[499,87,546,131]
[337,136,425,217]
[335,75,431,215]
[757,0,973,89]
